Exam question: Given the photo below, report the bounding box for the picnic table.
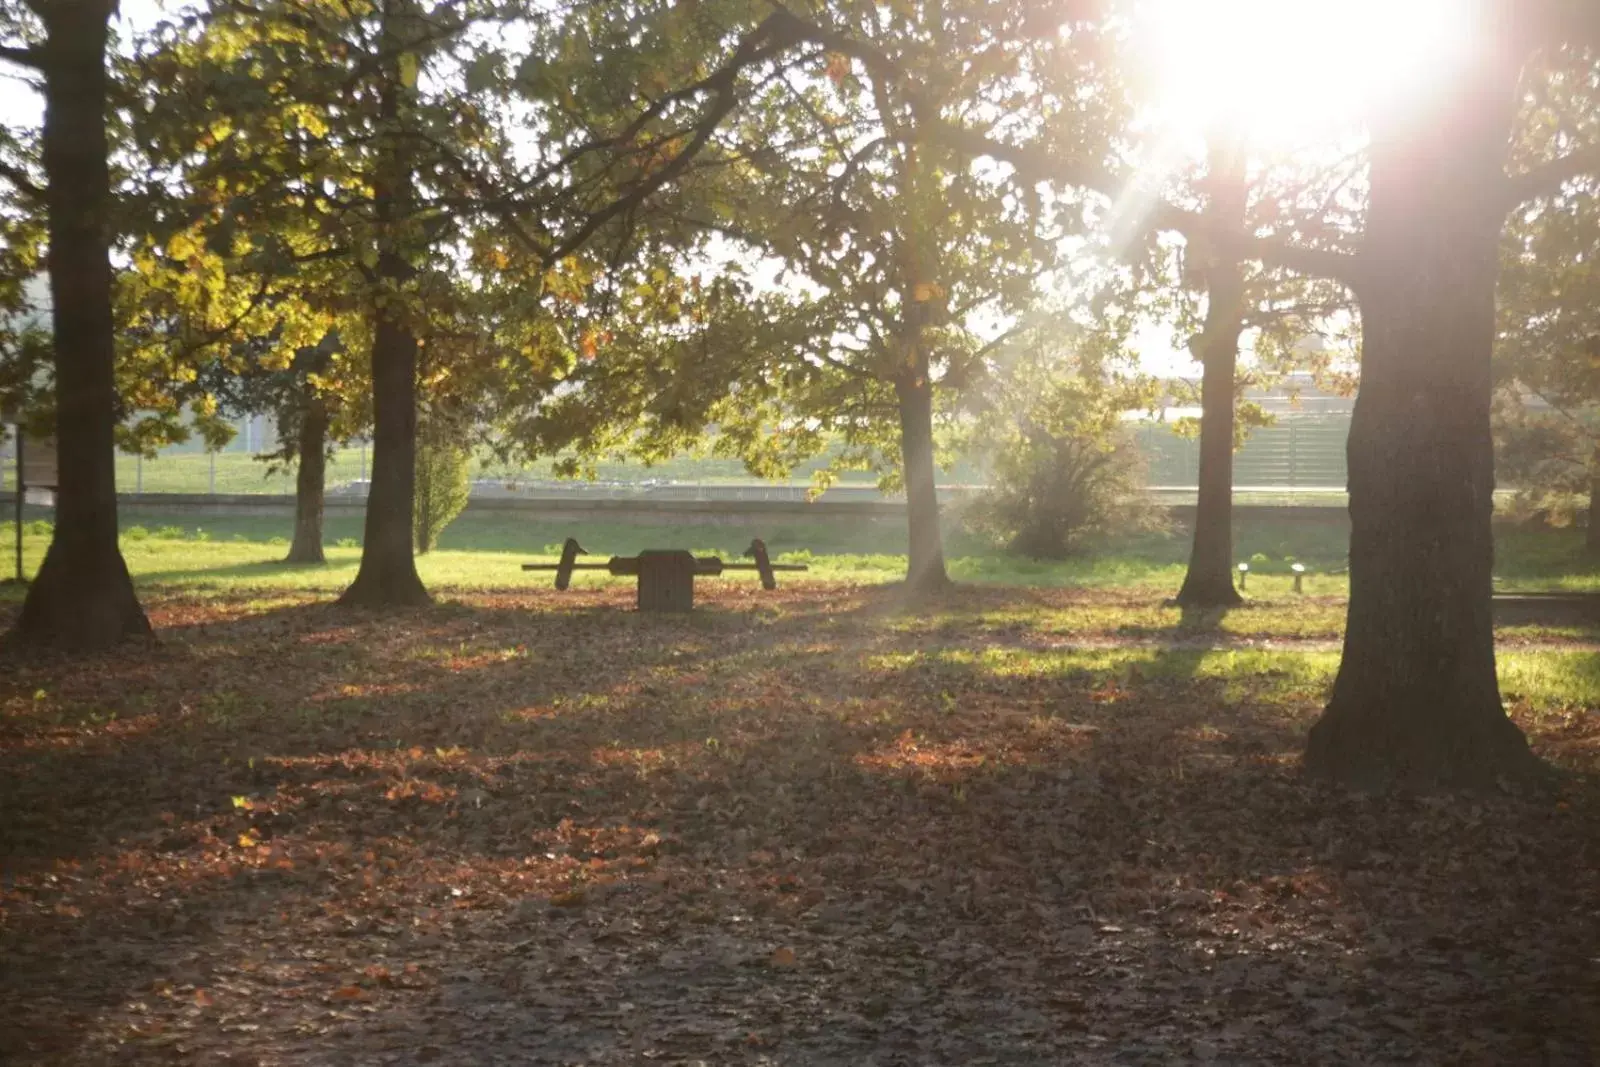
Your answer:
[523,538,808,612]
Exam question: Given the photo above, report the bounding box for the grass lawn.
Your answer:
[2,505,1598,598]
[0,518,1597,1062]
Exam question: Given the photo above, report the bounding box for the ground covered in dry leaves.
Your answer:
[1,583,1597,1064]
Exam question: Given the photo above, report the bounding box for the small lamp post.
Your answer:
[1237,562,1249,590]
[1291,562,1307,595]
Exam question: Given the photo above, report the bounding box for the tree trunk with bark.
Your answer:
[337,303,429,607]
[1587,460,1600,557]
[285,394,327,564]
[336,0,429,608]
[1304,39,1541,788]
[895,358,949,595]
[12,4,152,650]
[1175,141,1249,608]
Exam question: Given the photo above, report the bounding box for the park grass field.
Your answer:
[1,515,1598,1062]
[2,505,1598,595]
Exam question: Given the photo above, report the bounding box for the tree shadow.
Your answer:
[0,586,1596,1062]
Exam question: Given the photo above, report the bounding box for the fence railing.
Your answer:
[5,415,1359,498]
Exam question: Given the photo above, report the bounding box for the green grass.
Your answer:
[1,506,1597,599]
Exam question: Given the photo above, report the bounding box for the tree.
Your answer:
[140,0,802,608]
[1164,140,1358,607]
[1304,9,1600,787]
[579,0,1103,595]
[193,336,355,565]
[412,421,470,555]
[0,0,152,649]
[1493,52,1600,555]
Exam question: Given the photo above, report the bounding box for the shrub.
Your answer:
[123,525,150,541]
[413,429,471,554]
[967,335,1160,559]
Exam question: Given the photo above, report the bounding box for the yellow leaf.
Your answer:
[237,831,258,848]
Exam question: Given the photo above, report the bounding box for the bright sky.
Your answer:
[1137,0,1477,155]
[2,0,1480,378]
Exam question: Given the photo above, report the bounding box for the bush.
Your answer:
[414,430,472,554]
[123,525,150,541]
[967,336,1160,559]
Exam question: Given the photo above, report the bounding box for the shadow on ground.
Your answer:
[0,584,1595,1064]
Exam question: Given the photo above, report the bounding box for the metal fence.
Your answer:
[4,412,1358,498]
[1137,415,1350,493]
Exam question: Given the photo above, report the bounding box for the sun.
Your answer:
[1139,0,1479,150]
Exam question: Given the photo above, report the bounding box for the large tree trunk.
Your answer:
[285,394,327,564]
[12,5,152,650]
[337,304,429,606]
[895,361,949,595]
[336,0,429,608]
[1586,460,1600,558]
[1304,37,1540,788]
[1175,140,1248,608]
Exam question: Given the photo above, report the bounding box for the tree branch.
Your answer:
[1502,144,1600,211]
[0,44,44,70]
[542,12,794,264]
[0,159,43,202]
[766,5,1364,288]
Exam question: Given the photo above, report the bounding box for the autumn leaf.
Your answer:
[824,53,850,87]
[769,946,797,968]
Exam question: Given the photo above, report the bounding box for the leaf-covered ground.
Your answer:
[1,583,1597,1064]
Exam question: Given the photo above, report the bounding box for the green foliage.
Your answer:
[1495,50,1600,527]
[413,429,471,554]
[966,327,1161,559]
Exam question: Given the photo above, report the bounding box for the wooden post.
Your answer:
[14,428,23,583]
[636,550,698,613]
[555,537,584,591]
[747,538,777,590]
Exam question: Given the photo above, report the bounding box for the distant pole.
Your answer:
[14,429,24,583]
[209,450,216,495]
[136,453,143,494]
